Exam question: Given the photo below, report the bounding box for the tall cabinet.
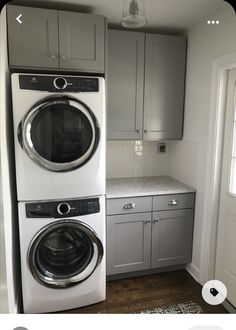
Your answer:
[107,29,186,140]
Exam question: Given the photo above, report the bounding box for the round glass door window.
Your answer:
[18,96,99,172]
[28,220,103,288]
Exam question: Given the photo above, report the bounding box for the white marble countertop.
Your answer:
[106,176,196,199]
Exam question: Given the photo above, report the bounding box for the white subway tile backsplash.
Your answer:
[106,141,170,179]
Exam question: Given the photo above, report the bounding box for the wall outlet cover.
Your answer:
[157,143,166,153]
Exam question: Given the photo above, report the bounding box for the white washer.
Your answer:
[18,195,106,313]
[11,73,105,201]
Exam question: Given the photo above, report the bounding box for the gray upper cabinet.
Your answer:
[143,34,186,140]
[107,30,186,141]
[151,209,194,268]
[59,11,105,72]
[7,5,105,73]
[107,30,145,140]
[7,5,59,69]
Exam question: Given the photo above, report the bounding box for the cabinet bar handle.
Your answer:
[136,129,142,133]
[168,199,179,206]
[152,218,159,223]
[144,220,151,225]
[123,203,136,209]
[144,130,149,133]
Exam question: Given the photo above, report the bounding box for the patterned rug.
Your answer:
[139,301,203,314]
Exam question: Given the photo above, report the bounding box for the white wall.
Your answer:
[168,4,236,282]
[107,141,170,179]
[0,6,20,313]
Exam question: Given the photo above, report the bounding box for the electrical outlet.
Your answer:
[157,143,166,153]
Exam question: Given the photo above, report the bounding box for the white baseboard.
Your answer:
[186,263,200,282]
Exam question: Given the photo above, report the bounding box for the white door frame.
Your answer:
[200,51,236,285]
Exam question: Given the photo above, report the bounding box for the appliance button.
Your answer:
[57,202,71,215]
[53,77,67,90]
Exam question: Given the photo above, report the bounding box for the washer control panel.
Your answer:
[26,198,100,218]
[19,74,99,92]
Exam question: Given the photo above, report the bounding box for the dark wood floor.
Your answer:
[61,270,227,314]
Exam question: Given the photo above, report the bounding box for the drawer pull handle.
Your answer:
[51,54,57,60]
[168,199,179,206]
[123,203,136,209]
[153,218,159,223]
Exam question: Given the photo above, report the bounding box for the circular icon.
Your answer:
[202,280,227,305]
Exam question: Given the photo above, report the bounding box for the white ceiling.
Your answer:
[10,0,230,33]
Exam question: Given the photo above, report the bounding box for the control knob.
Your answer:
[53,77,67,90]
[57,202,71,216]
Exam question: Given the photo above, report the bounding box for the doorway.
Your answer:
[200,53,236,312]
[215,68,236,308]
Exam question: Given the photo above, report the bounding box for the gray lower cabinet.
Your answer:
[7,5,105,73]
[107,29,186,141]
[151,209,194,268]
[106,193,194,276]
[106,212,152,275]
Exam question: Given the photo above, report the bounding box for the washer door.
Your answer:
[18,96,99,172]
[28,220,103,288]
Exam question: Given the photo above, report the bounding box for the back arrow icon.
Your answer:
[16,14,22,24]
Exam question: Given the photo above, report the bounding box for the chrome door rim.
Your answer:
[27,220,104,288]
[18,96,100,172]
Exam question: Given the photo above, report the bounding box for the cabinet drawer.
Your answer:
[107,196,152,215]
[153,193,195,211]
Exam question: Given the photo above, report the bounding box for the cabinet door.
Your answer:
[144,34,186,140]
[107,212,151,275]
[7,5,59,68]
[59,11,105,72]
[151,209,194,268]
[107,30,145,140]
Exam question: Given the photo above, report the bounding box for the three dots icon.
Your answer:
[207,20,220,24]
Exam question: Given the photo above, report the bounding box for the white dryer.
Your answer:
[11,73,105,201]
[18,195,106,313]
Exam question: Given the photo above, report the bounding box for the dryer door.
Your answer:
[18,96,99,172]
[28,220,103,288]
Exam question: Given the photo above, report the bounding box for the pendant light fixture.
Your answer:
[121,0,147,28]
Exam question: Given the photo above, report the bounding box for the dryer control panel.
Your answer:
[26,198,100,218]
[19,74,99,92]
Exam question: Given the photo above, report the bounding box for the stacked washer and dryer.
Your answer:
[11,73,106,313]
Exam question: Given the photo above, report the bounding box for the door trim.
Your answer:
[200,51,236,285]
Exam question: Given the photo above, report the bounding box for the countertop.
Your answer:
[106,176,196,199]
